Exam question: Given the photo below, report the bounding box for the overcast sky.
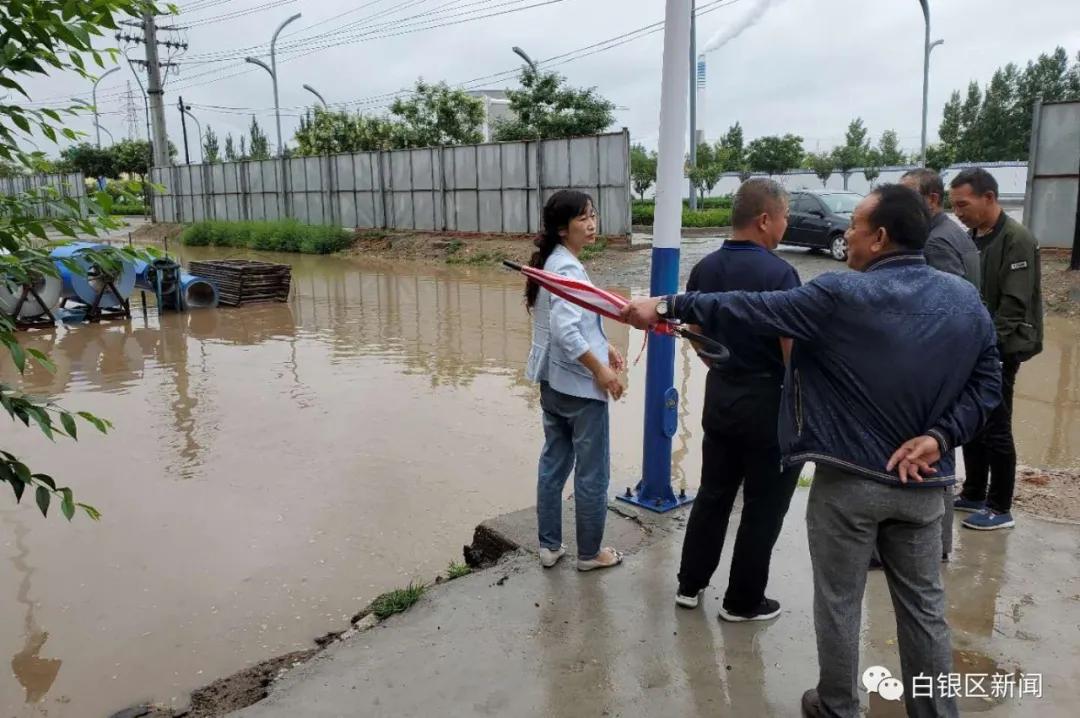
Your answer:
[19,0,1080,160]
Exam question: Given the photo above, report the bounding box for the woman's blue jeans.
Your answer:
[537,381,610,561]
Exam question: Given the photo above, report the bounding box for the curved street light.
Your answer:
[246,13,302,157]
[917,0,942,168]
[302,84,327,108]
[511,46,538,72]
[92,66,121,148]
[180,104,203,163]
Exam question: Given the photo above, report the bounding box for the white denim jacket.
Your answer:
[525,244,609,402]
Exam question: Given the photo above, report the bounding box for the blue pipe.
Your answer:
[177,273,218,310]
[51,242,136,308]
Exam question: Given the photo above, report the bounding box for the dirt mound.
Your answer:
[1014,464,1080,522]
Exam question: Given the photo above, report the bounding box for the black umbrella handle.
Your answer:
[502,260,524,272]
[672,325,731,364]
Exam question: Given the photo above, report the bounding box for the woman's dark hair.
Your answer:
[525,190,593,310]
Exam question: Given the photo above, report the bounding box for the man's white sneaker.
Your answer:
[675,589,703,609]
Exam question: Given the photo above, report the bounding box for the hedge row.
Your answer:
[631,203,733,228]
[180,219,353,254]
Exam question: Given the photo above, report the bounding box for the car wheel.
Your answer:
[829,233,847,261]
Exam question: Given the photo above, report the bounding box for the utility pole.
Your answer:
[143,10,170,168]
[118,15,186,167]
[688,0,697,211]
[178,96,190,164]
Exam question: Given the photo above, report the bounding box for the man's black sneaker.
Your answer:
[718,597,781,622]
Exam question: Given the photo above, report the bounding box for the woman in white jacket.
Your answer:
[524,190,624,571]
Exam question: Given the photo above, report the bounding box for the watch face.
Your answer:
[656,300,668,316]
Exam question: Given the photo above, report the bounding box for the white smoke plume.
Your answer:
[703,0,785,53]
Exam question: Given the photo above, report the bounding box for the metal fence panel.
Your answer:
[1025,100,1080,250]
[148,131,631,234]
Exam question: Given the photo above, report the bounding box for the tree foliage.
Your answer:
[862,149,882,186]
[747,134,804,176]
[630,143,657,200]
[807,151,834,187]
[493,67,615,141]
[248,116,271,160]
[938,47,1080,163]
[686,143,727,203]
[718,122,746,172]
[876,130,905,167]
[830,118,869,189]
[203,125,220,163]
[0,0,169,519]
[59,142,116,178]
[390,80,484,147]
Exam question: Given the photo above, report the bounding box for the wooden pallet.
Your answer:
[188,259,292,306]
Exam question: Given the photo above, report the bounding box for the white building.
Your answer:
[466,90,514,142]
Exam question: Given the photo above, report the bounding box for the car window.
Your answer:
[819,193,861,214]
[791,194,812,213]
[794,195,819,214]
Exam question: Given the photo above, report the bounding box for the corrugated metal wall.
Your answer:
[150,131,632,236]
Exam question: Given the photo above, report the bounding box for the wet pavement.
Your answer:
[236,491,1080,718]
[0,241,1077,716]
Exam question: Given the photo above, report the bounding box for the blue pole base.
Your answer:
[616,488,694,514]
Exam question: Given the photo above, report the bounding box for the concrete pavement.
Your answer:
[234,488,1080,718]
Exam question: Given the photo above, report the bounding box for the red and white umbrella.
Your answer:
[502,260,730,363]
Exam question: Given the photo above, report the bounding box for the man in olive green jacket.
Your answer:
[949,168,1043,531]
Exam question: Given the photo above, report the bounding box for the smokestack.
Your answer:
[695,54,706,146]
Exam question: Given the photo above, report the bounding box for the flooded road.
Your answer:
[1,243,1077,716]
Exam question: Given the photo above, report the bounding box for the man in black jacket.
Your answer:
[622,185,1002,718]
[950,168,1043,531]
[673,178,803,622]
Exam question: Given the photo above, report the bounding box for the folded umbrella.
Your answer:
[502,259,730,364]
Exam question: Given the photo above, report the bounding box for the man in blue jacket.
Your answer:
[622,185,1001,718]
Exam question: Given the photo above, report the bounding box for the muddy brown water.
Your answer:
[1,244,1077,716]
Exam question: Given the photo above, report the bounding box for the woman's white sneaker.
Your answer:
[539,545,566,568]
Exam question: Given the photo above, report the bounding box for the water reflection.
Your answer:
[4,514,62,705]
[1013,316,1080,469]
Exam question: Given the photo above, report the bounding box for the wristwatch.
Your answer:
[656,296,672,319]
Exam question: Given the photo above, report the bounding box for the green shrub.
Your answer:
[682,207,732,227]
[630,202,732,228]
[110,202,148,216]
[180,219,352,254]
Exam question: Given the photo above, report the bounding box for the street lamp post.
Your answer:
[616,0,694,513]
[92,66,121,148]
[302,84,328,108]
[73,98,114,147]
[180,103,203,163]
[918,1,944,168]
[246,12,302,157]
[512,46,543,231]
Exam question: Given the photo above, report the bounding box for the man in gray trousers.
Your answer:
[622,185,1002,718]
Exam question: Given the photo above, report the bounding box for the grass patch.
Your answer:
[446,249,506,265]
[447,561,471,580]
[181,219,353,254]
[579,238,607,262]
[370,582,425,620]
